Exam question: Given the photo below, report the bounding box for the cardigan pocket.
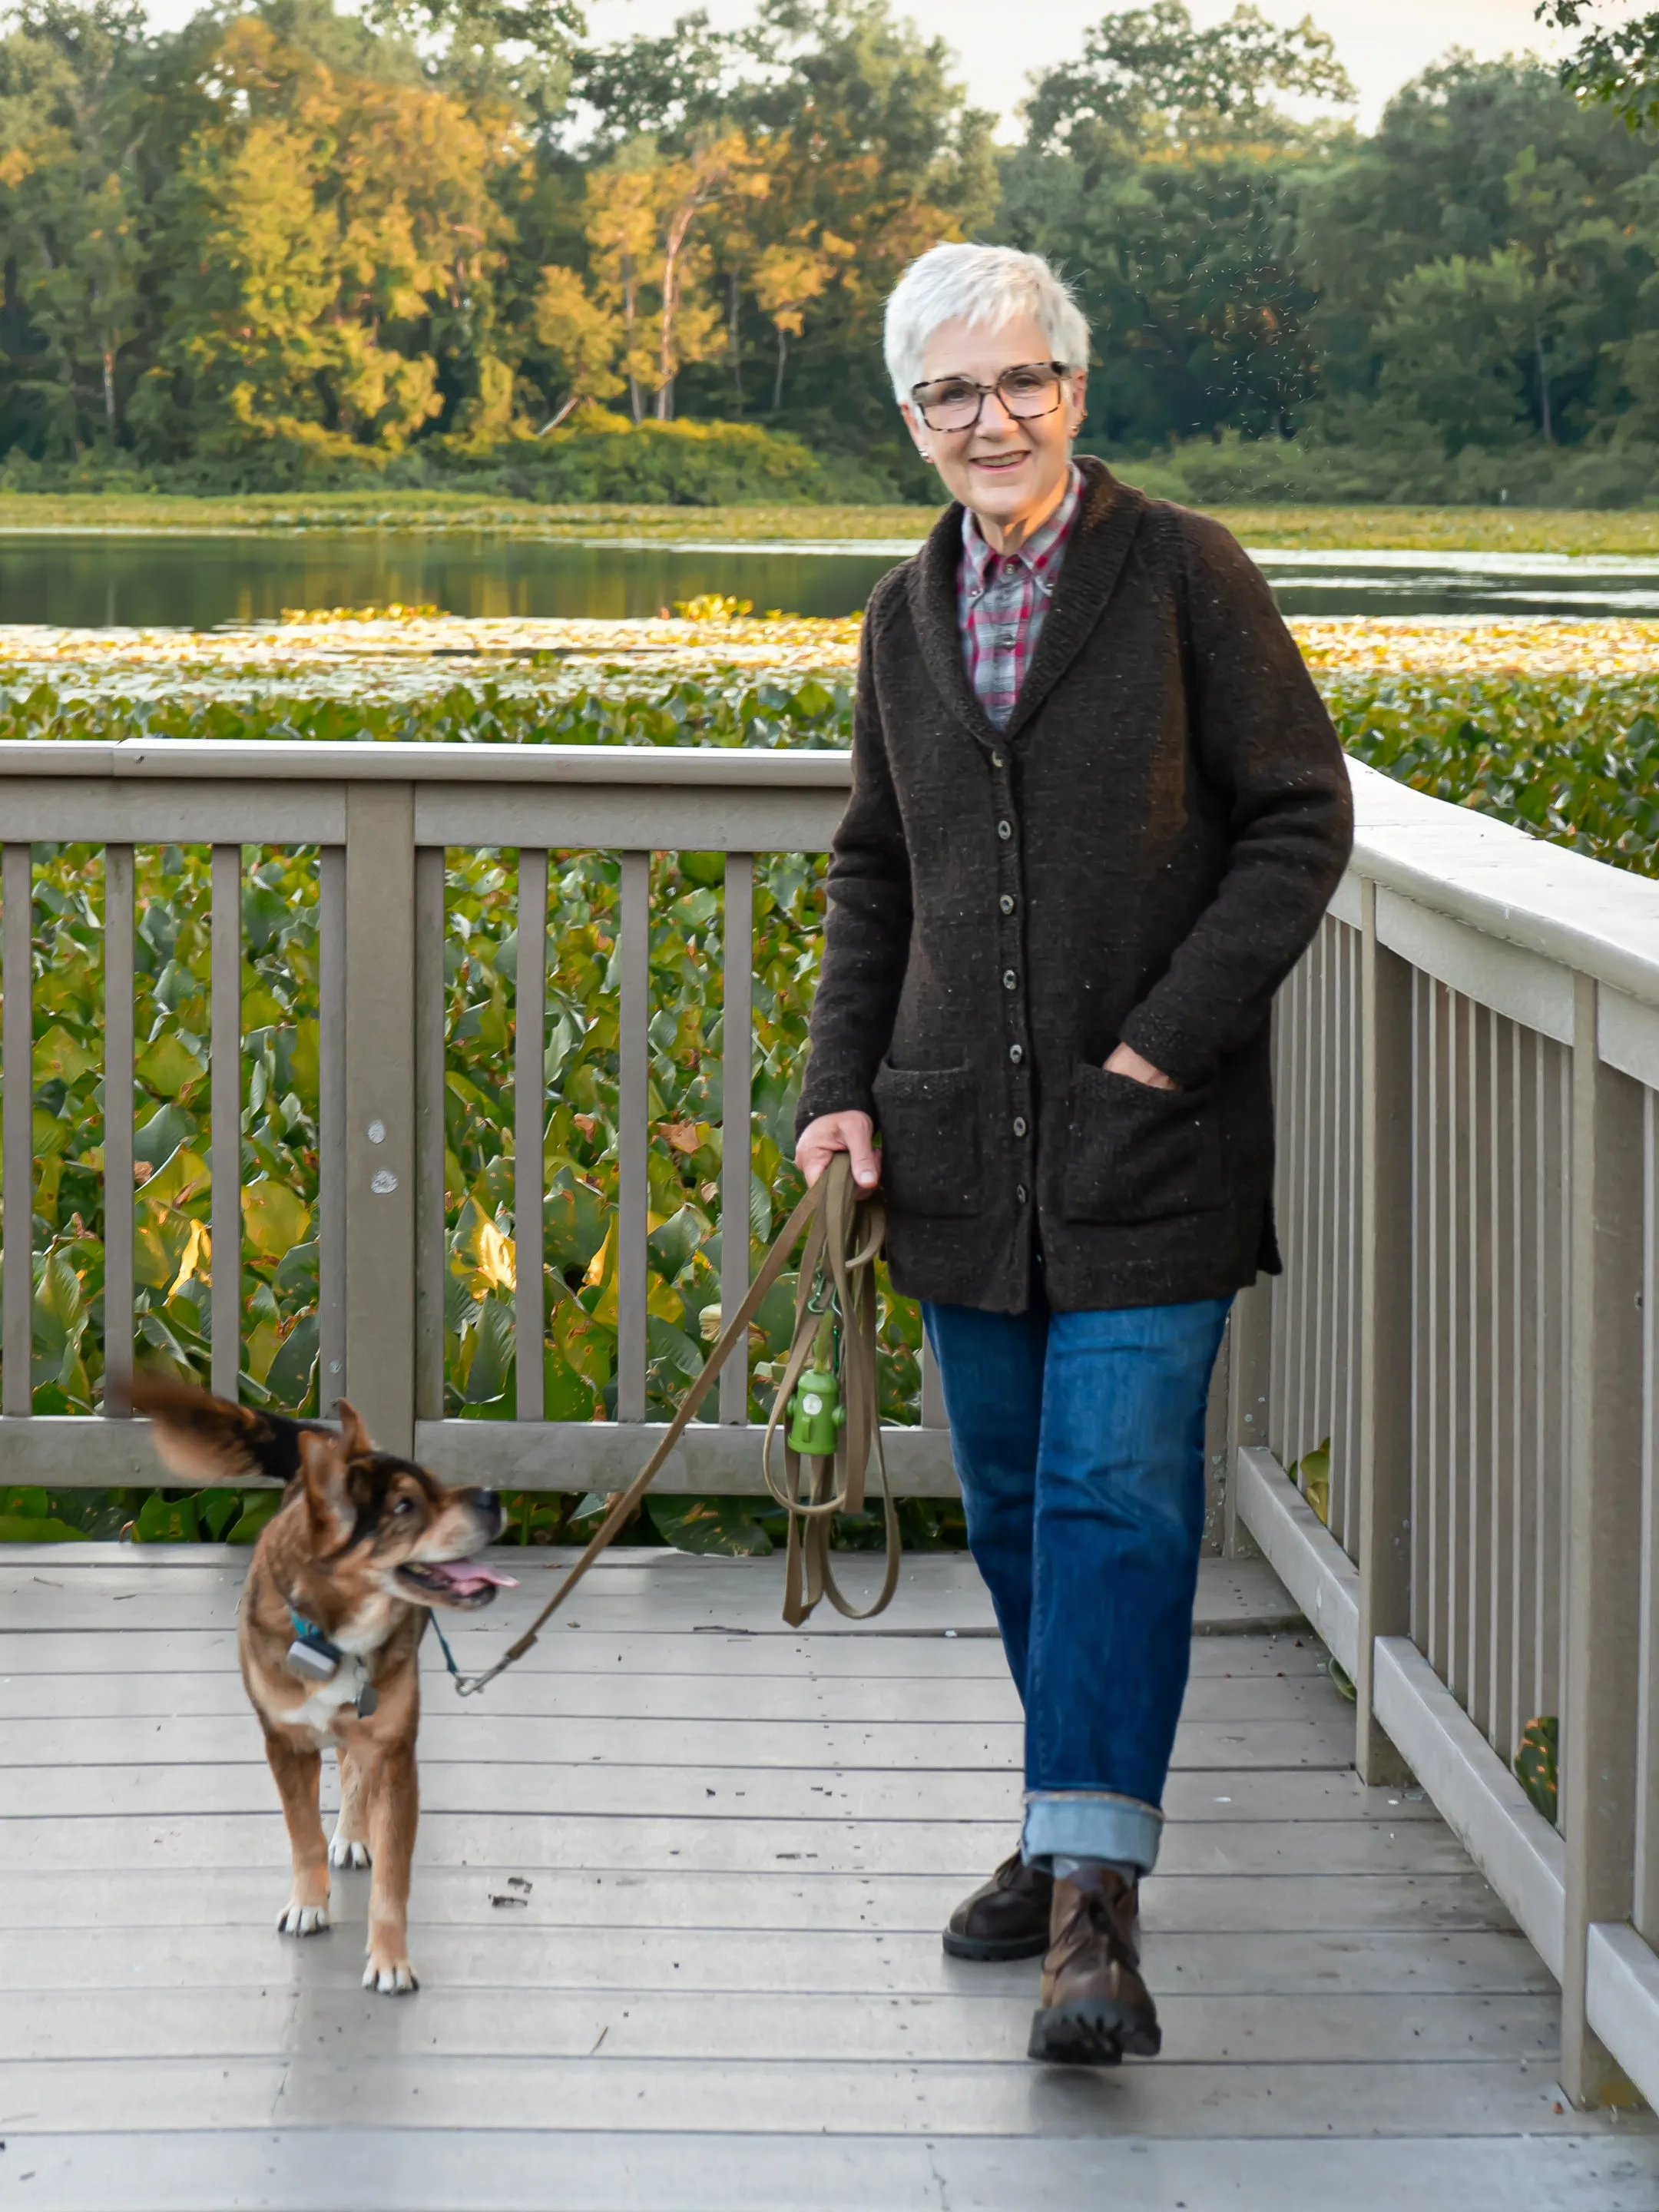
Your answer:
[1061,1064,1228,1225]
[872,1058,984,1219]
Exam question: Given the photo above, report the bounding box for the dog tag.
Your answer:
[287,1638,338,1684]
[355,1684,379,1719]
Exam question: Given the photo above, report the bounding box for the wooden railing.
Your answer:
[4,735,1658,2110]
[0,738,956,1496]
[1230,756,1659,2113]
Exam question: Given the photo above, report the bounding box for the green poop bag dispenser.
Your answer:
[787,1309,846,1458]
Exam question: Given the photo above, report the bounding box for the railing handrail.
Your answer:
[1346,757,1659,1014]
[8,742,1658,1012]
[0,738,859,790]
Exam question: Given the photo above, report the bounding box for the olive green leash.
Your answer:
[443,1153,900,1697]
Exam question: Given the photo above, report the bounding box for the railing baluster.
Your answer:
[318,847,347,1416]
[720,854,753,1426]
[1356,882,1412,1782]
[412,847,445,1426]
[1468,1006,1495,1740]
[618,850,649,1423]
[1488,1014,1517,1759]
[515,849,548,1425]
[210,845,242,1402]
[1273,991,1300,1469]
[1561,973,1644,2104]
[103,846,135,1415]
[1309,925,1333,1505]
[1638,1084,1659,1949]
[2,845,31,1416]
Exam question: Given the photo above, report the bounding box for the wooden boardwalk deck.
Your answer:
[1,1543,1655,2211]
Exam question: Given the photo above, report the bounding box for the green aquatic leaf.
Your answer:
[135,1034,207,1098]
[229,1492,283,1545]
[646,1495,773,1556]
[32,1023,96,1085]
[0,1514,89,1542]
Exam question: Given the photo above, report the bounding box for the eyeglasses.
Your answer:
[909,361,1068,433]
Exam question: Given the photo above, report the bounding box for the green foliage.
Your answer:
[1515,1713,1560,1823]
[484,412,836,506]
[1330,677,1659,874]
[0,668,855,751]
[0,1482,283,1541]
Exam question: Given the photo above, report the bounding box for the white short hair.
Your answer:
[883,243,1091,408]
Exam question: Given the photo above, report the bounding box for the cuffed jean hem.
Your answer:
[1022,1790,1164,1877]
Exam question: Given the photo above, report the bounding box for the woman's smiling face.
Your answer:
[902,310,1088,546]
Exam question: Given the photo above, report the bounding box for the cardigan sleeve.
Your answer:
[1116,508,1355,1088]
[794,581,916,1134]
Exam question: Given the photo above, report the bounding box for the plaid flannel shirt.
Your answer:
[957,464,1084,729]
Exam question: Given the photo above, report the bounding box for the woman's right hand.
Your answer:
[795,1111,880,1190]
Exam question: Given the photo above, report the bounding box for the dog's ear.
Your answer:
[298,1428,356,1551]
[336,1399,373,1459]
[127,1374,280,1486]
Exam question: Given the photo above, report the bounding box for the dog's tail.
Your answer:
[122,1374,331,1491]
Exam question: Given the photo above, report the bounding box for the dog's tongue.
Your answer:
[425,1559,518,1594]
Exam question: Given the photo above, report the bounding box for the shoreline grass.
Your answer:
[5,489,1659,555]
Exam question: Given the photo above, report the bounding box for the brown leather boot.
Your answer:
[1027,1864,1159,2065]
[942,1849,1053,1961]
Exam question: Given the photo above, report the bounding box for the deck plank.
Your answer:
[0,1983,1561,2063]
[0,1811,1473,1878]
[0,1866,1512,1935]
[8,2129,1657,2212]
[0,2051,1620,2135]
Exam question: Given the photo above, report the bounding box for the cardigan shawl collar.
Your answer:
[905,455,1151,752]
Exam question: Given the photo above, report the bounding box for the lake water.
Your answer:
[5,530,1659,628]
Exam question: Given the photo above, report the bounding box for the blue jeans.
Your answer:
[923,1290,1231,1876]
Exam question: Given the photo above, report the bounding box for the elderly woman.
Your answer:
[794,243,1353,2067]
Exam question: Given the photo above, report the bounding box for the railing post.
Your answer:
[1224,1277,1271,1557]
[344,785,417,1455]
[1561,972,1644,2105]
[1356,880,1414,1781]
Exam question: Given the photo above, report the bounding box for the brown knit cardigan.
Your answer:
[796,457,1355,1315]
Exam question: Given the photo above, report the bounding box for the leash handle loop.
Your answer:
[443,1153,897,1694]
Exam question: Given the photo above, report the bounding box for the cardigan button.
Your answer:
[1015,1184,1028,1205]
[999,894,1015,915]
[997,819,1012,840]
[992,752,1005,768]
[1002,970,1018,992]
[1009,1044,1023,1062]
[1013,1117,1028,1138]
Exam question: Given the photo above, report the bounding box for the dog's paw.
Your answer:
[277,1899,329,1937]
[363,1952,419,1995]
[329,1835,371,1871]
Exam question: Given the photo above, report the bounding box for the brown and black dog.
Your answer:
[131,1378,512,1994]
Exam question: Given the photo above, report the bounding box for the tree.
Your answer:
[0,0,157,452]
[753,229,851,410]
[1537,0,1659,131]
[1373,247,1566,452]
[530,262,623,423]
[1024,0,1353,174]
[137,15,510,463]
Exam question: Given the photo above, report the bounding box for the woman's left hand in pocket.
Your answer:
[1104,1042,1177,1091]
